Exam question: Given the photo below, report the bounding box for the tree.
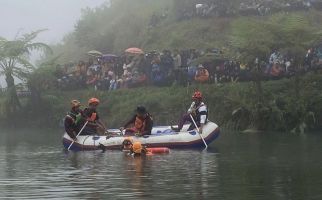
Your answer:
[27,56,59,113]
[0,30,52,114]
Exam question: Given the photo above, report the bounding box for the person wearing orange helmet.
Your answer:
[171,90,208,133]
[64,100,83,140]
[81,97,106,135]
[129,141,148,156]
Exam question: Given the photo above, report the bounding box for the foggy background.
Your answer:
[0,0,107,87]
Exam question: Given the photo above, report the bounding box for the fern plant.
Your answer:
[0,30,52,113]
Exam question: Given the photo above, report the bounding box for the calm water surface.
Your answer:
[0,129,322,200]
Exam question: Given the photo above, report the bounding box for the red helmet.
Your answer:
[88,98,100,105]
[192,91,202,100]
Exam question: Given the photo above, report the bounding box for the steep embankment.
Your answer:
[3,72,320,133]
[52,0,322,64]
[2,1,322,133]
[51,0,235,63]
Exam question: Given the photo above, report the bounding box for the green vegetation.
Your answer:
[0,30,52,115]
[51,0,322,63]
[228,13,322,131]
[1,0,322,133]
[52,0,232,63]
[1,72,322,133]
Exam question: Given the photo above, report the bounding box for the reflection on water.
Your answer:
[0,129,322,199]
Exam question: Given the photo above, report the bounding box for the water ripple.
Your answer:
[2,130,322,199]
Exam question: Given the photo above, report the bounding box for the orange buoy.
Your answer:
[146,147,170,154]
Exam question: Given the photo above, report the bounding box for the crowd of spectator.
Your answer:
[54,45,322,91]
[173,0,322,20]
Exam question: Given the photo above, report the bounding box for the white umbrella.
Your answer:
[87,50,103,57]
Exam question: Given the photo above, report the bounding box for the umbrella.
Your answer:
[87,50,103,57]
[125,47,144,54]
[99,54,118,62]
[101,54,118,58]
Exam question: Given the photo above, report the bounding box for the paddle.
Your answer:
[67,121,89,151]
[189,114,208,149]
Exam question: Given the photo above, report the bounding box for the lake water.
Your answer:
[0,129,322,200]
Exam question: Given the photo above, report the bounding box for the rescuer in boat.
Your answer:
[120,106,153,137]
[81,97,107,135]
[64,100,83,141]
[171,90,208,133]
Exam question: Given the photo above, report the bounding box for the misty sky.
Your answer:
[0,0,107,87]
[0,0,107,44]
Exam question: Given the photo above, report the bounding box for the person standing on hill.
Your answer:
[173,49,182,83]
[171,91,208,133]
[195,64,210,83]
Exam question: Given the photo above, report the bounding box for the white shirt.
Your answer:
[188,102,207,124]
[173,54,182,69]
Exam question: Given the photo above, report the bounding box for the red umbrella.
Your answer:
[125,47,144,54]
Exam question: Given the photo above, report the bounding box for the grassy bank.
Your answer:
[2,72,322,133]
[53,0,322,63]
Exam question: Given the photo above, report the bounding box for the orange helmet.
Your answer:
[88,98,100,105]
[71,100,81,108]
[132,141,143,154]
[192,91,202,100]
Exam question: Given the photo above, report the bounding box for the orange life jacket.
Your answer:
[87,112,97,122]
[195,68,209,82]
[271,64,280,76]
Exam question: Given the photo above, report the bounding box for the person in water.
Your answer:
[81,97,107,135]
[130,141,148,156]
[122,137,134,152]
[120,106,153,137]
[171,90,208,133]
[99,137,136,153]
[64,100,83,140]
